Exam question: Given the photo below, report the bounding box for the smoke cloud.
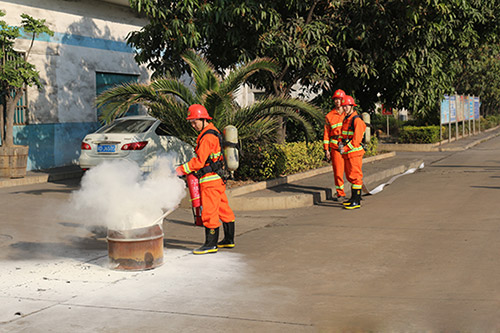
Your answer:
[66,155,186,231]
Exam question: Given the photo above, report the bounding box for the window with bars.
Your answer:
[13,85,27,125]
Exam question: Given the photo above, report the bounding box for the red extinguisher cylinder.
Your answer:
[194,207,203,227]
[187,173,203,226]
[187,173,201,207]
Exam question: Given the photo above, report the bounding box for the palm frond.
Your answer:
[234,97,323,141]
[219,58,278,97]
[236,116,280,143]
[237,97,323,123]
[181,49,220,96]
[96,83,160,123]
[148,97,198,144]
[200,90,237,125]
[151,78,197,105]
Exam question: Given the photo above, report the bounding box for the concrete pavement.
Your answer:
[1,127,500,332]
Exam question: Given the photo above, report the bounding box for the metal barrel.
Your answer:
[107,224,164,270]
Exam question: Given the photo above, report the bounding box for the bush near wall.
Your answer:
[399,125,441,143]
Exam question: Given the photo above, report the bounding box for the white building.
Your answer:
[2,0,150,170]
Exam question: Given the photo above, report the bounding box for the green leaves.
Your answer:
[20,14,54,37]
[326,0,500,122]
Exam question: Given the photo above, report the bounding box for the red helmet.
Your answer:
[332,89,346,100]
[341,95,357,106]
[186,104,212,120]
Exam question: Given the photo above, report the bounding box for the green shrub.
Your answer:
[364,136,378,157]
[370,113,403,136]
[483,115,500,129]
[236,141,326,180]
[277,141,325,175]
[399,125,441,143]
[236,142,286,181]
[237,138,379,181]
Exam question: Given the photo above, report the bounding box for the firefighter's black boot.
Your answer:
[343,192,354,206]
[193,227,219,255]
[217,222,235,248]
[344,189,361,210]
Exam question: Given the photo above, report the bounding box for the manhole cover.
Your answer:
[0,234,13,245]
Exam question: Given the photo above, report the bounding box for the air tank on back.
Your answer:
[223,125,239,172]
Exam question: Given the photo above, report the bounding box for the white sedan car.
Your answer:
[79,115,195,172]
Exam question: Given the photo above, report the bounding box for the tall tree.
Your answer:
[453,43,500,116]
[127,0,500,125]
[127,0,336,140]
[328,0,500,122]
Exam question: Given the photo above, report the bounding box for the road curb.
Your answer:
[227,155,425,211]
[438,126,500,151]
[226,151,396,197]
[0,168,83,189]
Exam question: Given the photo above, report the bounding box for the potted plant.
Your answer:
[0,11,53,178]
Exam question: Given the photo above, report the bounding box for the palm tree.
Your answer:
[96,50,323,145]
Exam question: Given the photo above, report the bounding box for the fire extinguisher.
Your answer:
[186,173,203,227]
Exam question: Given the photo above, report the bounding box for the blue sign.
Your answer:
[440,96,450,124]
[468,97,474,120]
[474,97,480,120]
[449,95,456,122]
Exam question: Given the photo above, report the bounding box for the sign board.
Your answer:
[463,96,469,120]
[440,96,450,124]
[468,96,474,120]
[474,97,480,120]
[456,95,464,122]
[449,95,456,122]
[381,104,392,115]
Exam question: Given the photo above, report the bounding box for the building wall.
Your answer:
[2,0,150,170]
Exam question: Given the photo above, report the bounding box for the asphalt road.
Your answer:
[1,135,500,332]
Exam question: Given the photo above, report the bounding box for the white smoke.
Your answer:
[67,155,186,231]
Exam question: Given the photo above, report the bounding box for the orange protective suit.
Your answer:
[176,123,235,229]
[323,108,346,197]
[340,111,367,190]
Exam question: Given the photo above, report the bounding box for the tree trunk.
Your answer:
[3,89,22,148]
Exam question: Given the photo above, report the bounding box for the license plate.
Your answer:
[97,144,116,153]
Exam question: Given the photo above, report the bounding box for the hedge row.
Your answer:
[399,126,441,143]
[398,115,500,144]
[236,137,379,181]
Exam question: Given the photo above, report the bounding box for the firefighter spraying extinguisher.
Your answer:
[184,124,239,226]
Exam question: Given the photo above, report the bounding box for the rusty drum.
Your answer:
[107,224,164,270]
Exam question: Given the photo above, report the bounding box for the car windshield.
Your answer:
[96,119,156,134]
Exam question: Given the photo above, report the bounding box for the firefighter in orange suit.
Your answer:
[323,89,347,201]
[176,104,236,254]
[339,96,366,210]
